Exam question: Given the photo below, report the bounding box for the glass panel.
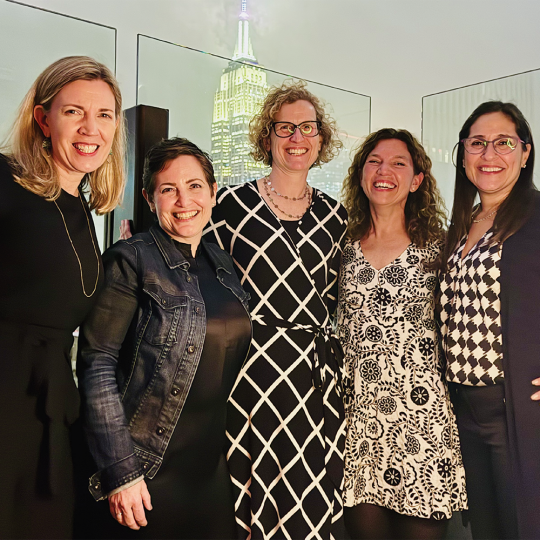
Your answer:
[0,1,116,250]
[422,70,540,214]
[137,35,371,201]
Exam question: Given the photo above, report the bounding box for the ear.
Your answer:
[142,189,156,213]
[410,172,424,193]
[263,137,271,152]
[522,143,532,168]
[33,105,51,138]
[211,183,218,207]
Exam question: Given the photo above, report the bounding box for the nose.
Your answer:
[79,114,98,136]
[174,186,190,206]
[289,126,305,142]
[377,160,391,174]
[481,141,498,159]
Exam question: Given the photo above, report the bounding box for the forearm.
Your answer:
[77,243,143,498]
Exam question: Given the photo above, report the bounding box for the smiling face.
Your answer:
[361,139,423,211]
[34,79,118,188]
[266,100,321,174]
[143,155,217,248]
[464,111,531,205]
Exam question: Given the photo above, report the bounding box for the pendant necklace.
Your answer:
[54,193,100,298]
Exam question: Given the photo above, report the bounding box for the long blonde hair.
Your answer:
[5,56,126,214]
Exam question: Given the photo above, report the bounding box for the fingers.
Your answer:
[119,219,133,240]
[108,481,150,529]
[531,378,540,401]
[141,482,153,511]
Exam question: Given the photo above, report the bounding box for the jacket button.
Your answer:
[195,307,200,314]
[93,481,101,490]
[156,427,164,435]
[142,462,149,470]
[161,299,166,305]
[186,275,192,283]
[188,345,195,353]
[171,388,179,396]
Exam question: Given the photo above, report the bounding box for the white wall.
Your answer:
[13,0,540,139]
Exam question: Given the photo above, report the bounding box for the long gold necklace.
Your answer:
[263,176,312,219]
[54,193,100,298]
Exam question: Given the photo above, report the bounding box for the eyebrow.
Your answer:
[157,178,205,186]
[369,153,411,160]
[62,103,115,114]
[468,133,515,139]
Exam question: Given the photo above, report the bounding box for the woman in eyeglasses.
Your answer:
[440,100,540,539]
[204,80,348,539]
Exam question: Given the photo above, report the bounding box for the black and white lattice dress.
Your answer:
[205,181,348,539]
[337,240,467,519]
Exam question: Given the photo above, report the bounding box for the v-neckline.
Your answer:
[358,241,412,272]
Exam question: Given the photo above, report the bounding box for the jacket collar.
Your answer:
[149,224,231,274]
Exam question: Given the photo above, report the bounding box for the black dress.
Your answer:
[0,155,103,539]
[92,241,250,540]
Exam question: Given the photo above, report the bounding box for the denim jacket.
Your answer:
[77,224,250,501]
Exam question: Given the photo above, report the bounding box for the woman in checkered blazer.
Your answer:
[440,100,540,540]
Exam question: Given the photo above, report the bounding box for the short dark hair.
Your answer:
[143,137,216,200]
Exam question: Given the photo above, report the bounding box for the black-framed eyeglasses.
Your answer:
[272,121,321,138]
[461,136,526,155]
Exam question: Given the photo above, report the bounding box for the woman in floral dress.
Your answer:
[338,129,467,539]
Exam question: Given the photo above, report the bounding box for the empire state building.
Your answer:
[210,0,269,186]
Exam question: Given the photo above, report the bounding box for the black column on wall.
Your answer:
[109,104,169,246]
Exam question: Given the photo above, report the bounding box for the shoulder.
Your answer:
[0,154,17,190]
[202,238,235,267]
[312,188,348,221]
[103,231,156,264]
[216,181,259,204]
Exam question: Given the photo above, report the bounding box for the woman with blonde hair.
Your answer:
[205,80,348,539]
[0,55,125,539]
[338,129,466,539]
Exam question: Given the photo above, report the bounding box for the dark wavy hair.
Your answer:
[441,101,535,272]
[342,128,446,248]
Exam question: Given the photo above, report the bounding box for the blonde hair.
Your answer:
[5,56,126,215]
[249,80,343,168]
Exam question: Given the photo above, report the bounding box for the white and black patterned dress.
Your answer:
[204,181,348,539]
[337,240,467,519]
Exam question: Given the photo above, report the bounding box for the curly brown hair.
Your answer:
[249,80,343,168]
[342,128,446,248]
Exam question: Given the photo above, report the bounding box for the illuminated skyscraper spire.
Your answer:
[232,0,256,63]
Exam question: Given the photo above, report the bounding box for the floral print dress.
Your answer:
[337,240,467,519]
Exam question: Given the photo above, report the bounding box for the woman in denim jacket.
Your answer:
[77,138,251,539]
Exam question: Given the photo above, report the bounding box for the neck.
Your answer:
[57,170,85,197]
[267,168,309,198]
[367,204,408,240]
[478,192,507,214]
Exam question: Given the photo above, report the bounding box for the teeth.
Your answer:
[173,211,198,220]
[287,148,307,155]
[374,182,395,189]
[480,167,503,172]
[73,144,98,154]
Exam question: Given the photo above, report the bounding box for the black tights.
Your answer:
[344,503,447,540]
